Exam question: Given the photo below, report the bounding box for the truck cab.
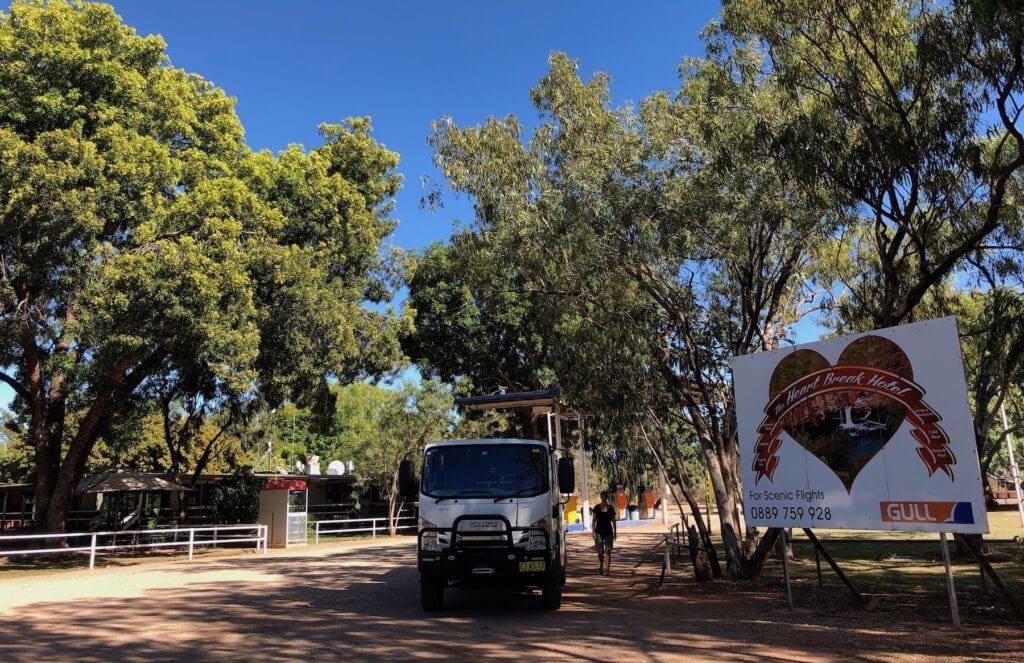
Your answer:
[400,437,575,611]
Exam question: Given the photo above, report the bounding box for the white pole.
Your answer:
[188,528,195,560]
[660,469,670,526]
[940,532,961,628]
[554,404,562,450]
[578,416,591,533]
[89,533,97,569]
[999,403,1024,527]
[315,521,320,544]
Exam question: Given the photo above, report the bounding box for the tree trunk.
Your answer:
[388,467,401,536]
[742,527,782,578]
[655,429,723,579]
[703,442,745,577]
[30,351,155,534]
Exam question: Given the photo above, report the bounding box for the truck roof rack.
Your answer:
[454,388,570,449]
[454,388,562,413]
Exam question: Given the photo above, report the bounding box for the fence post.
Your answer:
[89,533,97,570]
[315,521,320,545]
[262,525,268,554]
[372,519,377,538]
[212,525,218,548]
[188,528,195,560]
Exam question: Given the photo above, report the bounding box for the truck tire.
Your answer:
[421,579,444,611]
[541,566,562,610]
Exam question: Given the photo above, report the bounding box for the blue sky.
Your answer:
[108,0,721,251]
[0,1,723,410]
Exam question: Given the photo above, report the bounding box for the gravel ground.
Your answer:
[1,524,1021,662]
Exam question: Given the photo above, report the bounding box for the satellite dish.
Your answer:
[327,460,345,476]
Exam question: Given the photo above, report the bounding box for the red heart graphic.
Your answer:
[767,336,913,492]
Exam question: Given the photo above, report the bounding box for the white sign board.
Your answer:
[734,317,988,533]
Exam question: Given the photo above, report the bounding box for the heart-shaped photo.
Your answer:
[767,336,913,492]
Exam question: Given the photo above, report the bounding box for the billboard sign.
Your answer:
[734,317,988,533]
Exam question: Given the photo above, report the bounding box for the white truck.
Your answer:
[399,437,575,611]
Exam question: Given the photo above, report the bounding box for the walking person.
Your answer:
[591,491,617,575]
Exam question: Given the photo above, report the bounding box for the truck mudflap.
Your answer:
[417,514,555,586]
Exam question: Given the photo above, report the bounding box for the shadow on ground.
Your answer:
[0,531,1020,662]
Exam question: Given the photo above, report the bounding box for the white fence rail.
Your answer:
[0,524,267,569]
[315,516,416,543]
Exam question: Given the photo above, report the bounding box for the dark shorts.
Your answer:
[595,533,614,553]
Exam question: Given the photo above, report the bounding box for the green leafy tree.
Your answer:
[0,409,34,482]
[405,239,556,396]
[330,380,453,535]
[0,1,405,533]
[371,380,453,534]
[210,469,261,525]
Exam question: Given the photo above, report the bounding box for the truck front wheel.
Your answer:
[541,566,562,610]
[421,578,444,611]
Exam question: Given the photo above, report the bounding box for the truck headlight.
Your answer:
[421,531,439,552]
[420,518,440,552]
[527,517,549,551]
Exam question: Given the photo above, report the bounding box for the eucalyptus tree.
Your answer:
[425,51,838,576]
[957,289,1024,478]
[913,286,1024,486]
[720,0,1024,329]
[0,1,405,532]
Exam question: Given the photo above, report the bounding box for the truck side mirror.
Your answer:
[398,459,418,499]
[557,457,575,495]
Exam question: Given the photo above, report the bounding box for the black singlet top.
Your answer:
[592,503,616,535]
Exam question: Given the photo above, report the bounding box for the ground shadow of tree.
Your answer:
[0,534,1020,661]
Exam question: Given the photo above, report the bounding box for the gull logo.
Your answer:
[880,501,974,525]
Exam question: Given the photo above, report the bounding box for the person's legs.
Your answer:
[596,535,610,573]
[596,535,612,574]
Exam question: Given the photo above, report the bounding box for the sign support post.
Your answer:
[813,544,823,587]
[939,532,961,628]
[802,529,864,603]
[779,530,793,609]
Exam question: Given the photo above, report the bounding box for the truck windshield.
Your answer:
[422,444,549,499]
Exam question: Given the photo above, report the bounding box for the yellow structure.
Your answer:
[566,495,582,525]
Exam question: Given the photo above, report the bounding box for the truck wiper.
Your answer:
[493,488,541,502]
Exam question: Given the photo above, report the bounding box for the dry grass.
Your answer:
[748,510,1024,624]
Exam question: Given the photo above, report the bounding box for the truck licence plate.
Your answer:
[519,560,545,572]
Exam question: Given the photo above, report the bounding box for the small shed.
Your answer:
[259,478,308,548]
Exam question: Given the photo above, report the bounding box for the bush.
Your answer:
[211,471,261,524]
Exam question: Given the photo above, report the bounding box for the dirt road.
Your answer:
[0,526,1020,662]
